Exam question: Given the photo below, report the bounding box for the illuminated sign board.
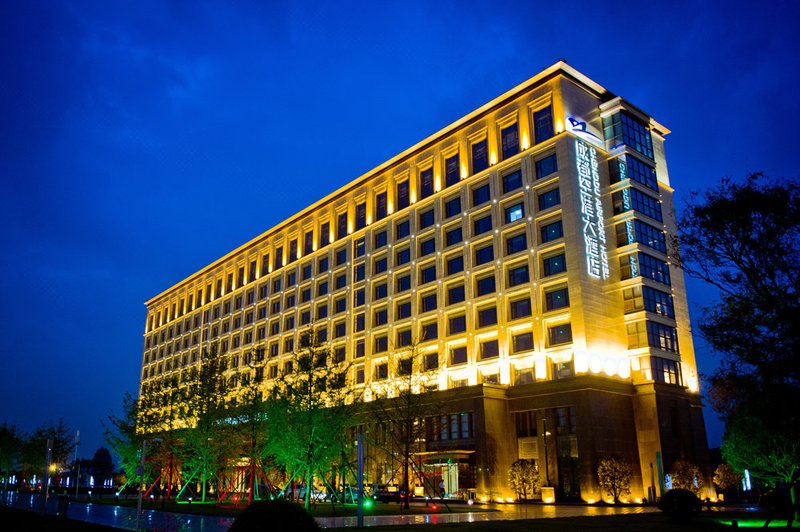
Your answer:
[575,140,609,279]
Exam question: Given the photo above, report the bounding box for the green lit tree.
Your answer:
[264,330,355,510]
[597,456,633,503]
[508,459,540,501]
[104,392,150,490]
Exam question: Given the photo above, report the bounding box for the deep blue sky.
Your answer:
[2,0,799,458]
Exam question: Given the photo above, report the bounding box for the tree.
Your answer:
[597,457,632,503]
[104,392,148,490]
[508,459,540,500]
[20,419,75,488]
[713,463,742,495]
[0,423,22,494]
[368,341,442,509]
[264,330,355,510]
[670,459,703,496]
[90,447,115,488]
[674,174,799,502]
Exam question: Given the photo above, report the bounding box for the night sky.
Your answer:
[2,1,799,458]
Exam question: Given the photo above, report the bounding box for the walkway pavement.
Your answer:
[4,491,658,530]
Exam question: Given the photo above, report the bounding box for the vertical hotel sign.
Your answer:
[575,140,609,279]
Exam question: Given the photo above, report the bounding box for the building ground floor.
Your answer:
[360,377,714,503]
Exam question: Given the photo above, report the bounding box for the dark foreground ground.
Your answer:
[2,504,797,531]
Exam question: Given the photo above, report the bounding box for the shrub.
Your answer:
[658,488,701,521]
[597,456,633,503]
[228,499,320,532]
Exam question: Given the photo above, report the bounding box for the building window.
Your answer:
[374,362,388,380]
[647,321,679,353]
[354,263,365,282]
[374,230,387,249]
[501,123,520,159]
[355,313,365,331]
[635,220,666,253]
[354,288,365,307]
[374,335,388,354]
[538,188,560,210]
[448,284,465,305]
[612,188,663,221]
[502,169,522,194]
[643,286,675,318]
[450,346,468,365]
[449,314,466,334]
[374,308,388,326]
[472,183,491,206]
[335,248,347,266]
[473,215,492,236]
[477,306,497,328]
[397,328,412,347]
[396,274,411,292]
[355,202,367,230]
[317,280,328,297]
[445,226,463,246]
[476,274,496,296]
[421,321,438,341]
[533,106,554,144]
[637,252,671,285]
[512,332,534,353]
[420,292,437,313]
[541,220,563,243]
[420,168,434,199]
[375,191,388,221]
[318,256,329,273]
[446,255,464,275]
[508,264,530,286]
[334,297,347,314]
[396,219,410,239]
[480,339,499,359]
[445,153,460,187]
[542,252,566,277]
[475,244,494,265]
[420,264,437,284]
[289,239,298,263]
[545,287,570,311]
[373,256,387,274]
[303,231,314,256]
[603,111,654,159]
[505,203,524,224]
[548,323,572,346]
[419,209,435,229]
[337,212,348,240]
[419,237,436,257]
[425,353,439,371]
[395,247,411,266]
[535,153,558,179]
[355,340,365,358]
[445,196,462,218]
[472,138,489,174]
[507,296,530,319]
[396,301,411,319]
[609,155,659,191]
[396,180,410,210]
[651,356,682,385]
[506,233,527,255]
[374,282,388,300]
[320,222,330,247]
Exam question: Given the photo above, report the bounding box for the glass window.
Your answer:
[374,282,388,300]
[445,153,460,187]
[535,153,558,179]
[355,237,366,257]
[475,244,494,265]
[451,346,468,365]
[538,188,561,210]
[543,253,566,276]
[355,340,365,358]
[472,183,491,206]
[449,314,466,334]
[320,222,330,247]
[337,213,348,240]
[420,264,437,284]
[396,301,411,319]
[336,248,347,266]
[396,247,411,265]
[355,313,365,332]
[506,233,527,255]
[651,356,682,385]
[512,332,534,353]
[420,167,434,199]
[335,272,347,289]
[396,274,411,292]
[476,275,496,296]
[472,138,488,174]
[509,297,532,319]
[374,308,388,326]
[396,219,410,239]
[396,180,410,210]
[647,321,679,353]
[446,255,464,275]
[447,284,465,305]
[419,237,436,257]
[473,215,493,235]
[304,232,313,255]
[502,169,522,194]
[540,220,563,243]
[419,209,435,229]
[545,287,570,311]
[374,336,388,354]
[533,106,554,144]
[318,256,329,273]
[375,191,388,221]
[603,111,654,159]
[374,230,387,249]
[643,286,675,318]
[501,123,520,159]
[508,264,530,286]
[548,323,572,345]
[480,339,499,359]
[638,252,671,285]
[354,289,365,307]
[355,202,367,230]
[445,226,463,246]
[612,187,663,221]
[316,304,328,319]
[445,196,462,218]
[420,292,437,312]
[634,220,666,253]
[373,256,387,274]
[505,203,524,223]
[421,321,438,341]
[397,329,412,347]
[334,297,346,314]
[478,306,497,327]
[355,263,365,281]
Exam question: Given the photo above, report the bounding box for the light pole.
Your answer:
[542,417,550,486]
[73,430,80,498]
[135,440,147,532]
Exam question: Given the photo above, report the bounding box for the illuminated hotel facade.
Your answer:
[140,62,712,502]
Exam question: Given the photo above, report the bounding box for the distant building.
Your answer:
[140,62,712,502]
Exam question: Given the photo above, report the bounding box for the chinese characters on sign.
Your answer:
[575,140,609,279]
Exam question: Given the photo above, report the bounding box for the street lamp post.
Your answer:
[542,417,550,486]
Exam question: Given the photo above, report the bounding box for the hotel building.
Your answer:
[140,62,712,502]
